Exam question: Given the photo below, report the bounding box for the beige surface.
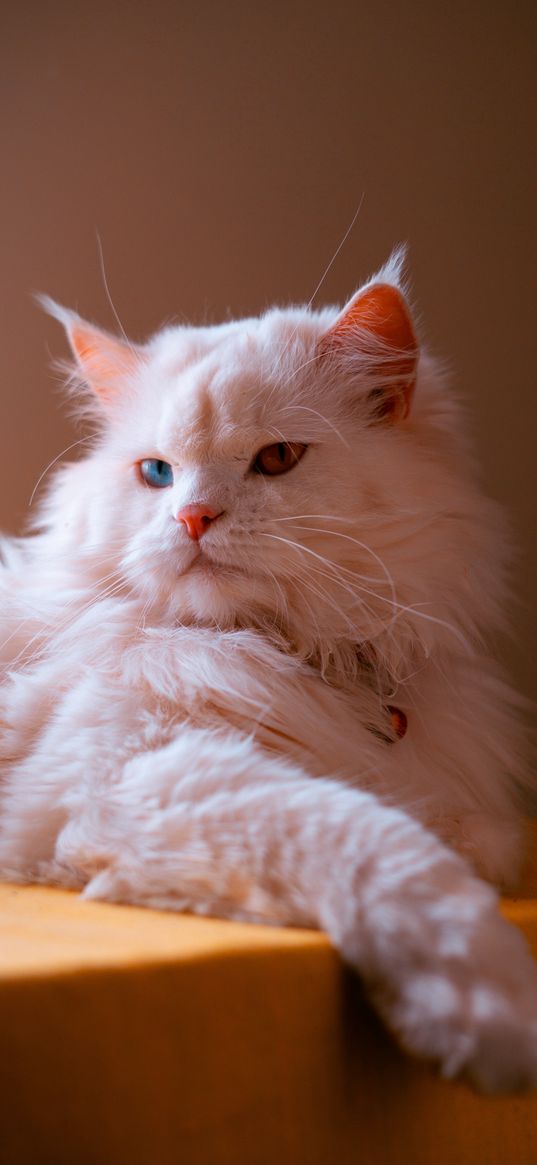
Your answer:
[0,881,325,976]
[1,1,536,713]
[1,863,537,1165]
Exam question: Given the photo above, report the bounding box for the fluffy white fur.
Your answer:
[1,252,536,1092]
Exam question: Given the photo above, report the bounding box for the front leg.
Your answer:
[50,728,537,1094]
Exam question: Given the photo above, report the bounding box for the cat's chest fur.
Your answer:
[0,596,387,780]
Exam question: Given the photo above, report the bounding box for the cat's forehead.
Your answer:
[142,309,334,457]
[149,309,329,382]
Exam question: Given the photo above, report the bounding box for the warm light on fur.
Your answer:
[1,253,536,1092]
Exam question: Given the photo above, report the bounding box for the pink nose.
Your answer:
[175,504,222,541]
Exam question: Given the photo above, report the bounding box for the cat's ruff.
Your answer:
[1,250,536,1093]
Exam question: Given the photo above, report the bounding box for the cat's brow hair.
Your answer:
[305,194,365,313]
[277,405,350,448]
[267,195,365,380]
[96,231,136,355]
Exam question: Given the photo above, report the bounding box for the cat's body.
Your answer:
[1,253,536,1092]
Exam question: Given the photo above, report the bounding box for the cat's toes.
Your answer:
[458,1005,537,1094]
[383,967,537,1094]
[367,902,537,1095]
[459,919,537,1092]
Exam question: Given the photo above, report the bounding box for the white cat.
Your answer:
[1,250,536,1092]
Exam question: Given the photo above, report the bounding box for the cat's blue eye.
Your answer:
[139,459,174,488]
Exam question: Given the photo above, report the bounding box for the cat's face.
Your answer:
[43,258,479,665]
[100,309,383,631]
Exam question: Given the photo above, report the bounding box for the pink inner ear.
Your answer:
[70,324,138,399]
[71,326,105,367]
[330,283,416,350]
[319,283,418,421]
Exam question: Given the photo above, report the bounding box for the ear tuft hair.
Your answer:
[367,243,409,295]
[35,293,82,331]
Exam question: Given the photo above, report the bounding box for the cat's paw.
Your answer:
[369,896,537,1093]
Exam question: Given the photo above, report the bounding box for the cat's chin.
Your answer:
[171,554,279,629]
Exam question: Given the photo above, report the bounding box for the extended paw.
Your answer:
[370,909,537,1093]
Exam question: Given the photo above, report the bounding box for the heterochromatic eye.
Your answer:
[139,459,174,488]
[253,442,308,477]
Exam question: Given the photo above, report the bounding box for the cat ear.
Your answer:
[37,295,141,403]
[318,266,418,422]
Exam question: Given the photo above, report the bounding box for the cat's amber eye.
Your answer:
[253,442,308,477]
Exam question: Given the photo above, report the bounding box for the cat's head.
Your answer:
[38,251,500,679]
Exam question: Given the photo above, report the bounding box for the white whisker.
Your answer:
[277,405,350,448]
[28,436,94,507]
[6,570,128,672]
[268,195,365,377]
[260,529,470,653]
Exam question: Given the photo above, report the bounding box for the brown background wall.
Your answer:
[1,1,536,701]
